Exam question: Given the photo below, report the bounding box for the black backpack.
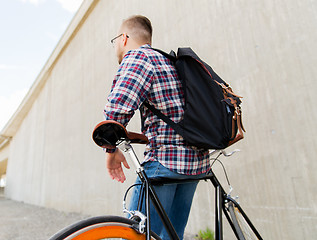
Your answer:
[142,47,245,150]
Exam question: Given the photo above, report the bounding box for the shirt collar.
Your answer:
[140,44,152,49]
[122,44,152,63]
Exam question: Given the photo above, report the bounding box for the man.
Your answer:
[104,15,210,239]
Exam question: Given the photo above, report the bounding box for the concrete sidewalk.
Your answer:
[0,189,196,239]
[0,190,88,240]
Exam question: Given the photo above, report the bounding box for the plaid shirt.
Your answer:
[104,45,210,175]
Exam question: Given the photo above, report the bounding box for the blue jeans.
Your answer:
[129,161,206,240]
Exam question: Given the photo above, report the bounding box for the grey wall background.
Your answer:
[1,0,316,238]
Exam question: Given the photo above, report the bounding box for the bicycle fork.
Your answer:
[215,185,224,240]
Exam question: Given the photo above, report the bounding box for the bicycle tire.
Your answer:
[227,202,259,240]
[49,215,161,240]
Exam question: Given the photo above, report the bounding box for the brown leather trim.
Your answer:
[228,113,245,147]
[231,117,236,139]
[228,132,244,146]
[214,80,243,98]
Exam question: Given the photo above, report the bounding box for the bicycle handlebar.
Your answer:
[210,149,240,157]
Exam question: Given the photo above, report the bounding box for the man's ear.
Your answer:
[122,33,128,46]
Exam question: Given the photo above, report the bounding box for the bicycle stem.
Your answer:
[118,141,143,170]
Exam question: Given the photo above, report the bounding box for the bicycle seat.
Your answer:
[92,120,149,149]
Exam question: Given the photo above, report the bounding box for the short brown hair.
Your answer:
[122,15,152,44]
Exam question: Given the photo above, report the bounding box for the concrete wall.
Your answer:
[3,0,317,238]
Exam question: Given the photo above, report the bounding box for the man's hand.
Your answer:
[105,148,130,183]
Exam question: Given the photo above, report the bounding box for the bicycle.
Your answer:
[49,120,263,240]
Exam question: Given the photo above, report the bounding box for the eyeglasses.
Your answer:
[110,33,129,44]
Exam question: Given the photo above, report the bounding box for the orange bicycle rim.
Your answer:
[70,225,146,240]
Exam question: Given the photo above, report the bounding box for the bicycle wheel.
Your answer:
[49,215,161,240]
[227,202,261,240]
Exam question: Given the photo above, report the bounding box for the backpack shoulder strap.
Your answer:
[150,48,177,62]
[142,48,183,136]
[142,101,184,137]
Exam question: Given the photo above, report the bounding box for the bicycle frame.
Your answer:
[120,141,179,240]
[119,141,262,240]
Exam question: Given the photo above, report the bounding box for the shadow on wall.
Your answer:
[0,159,7,191]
